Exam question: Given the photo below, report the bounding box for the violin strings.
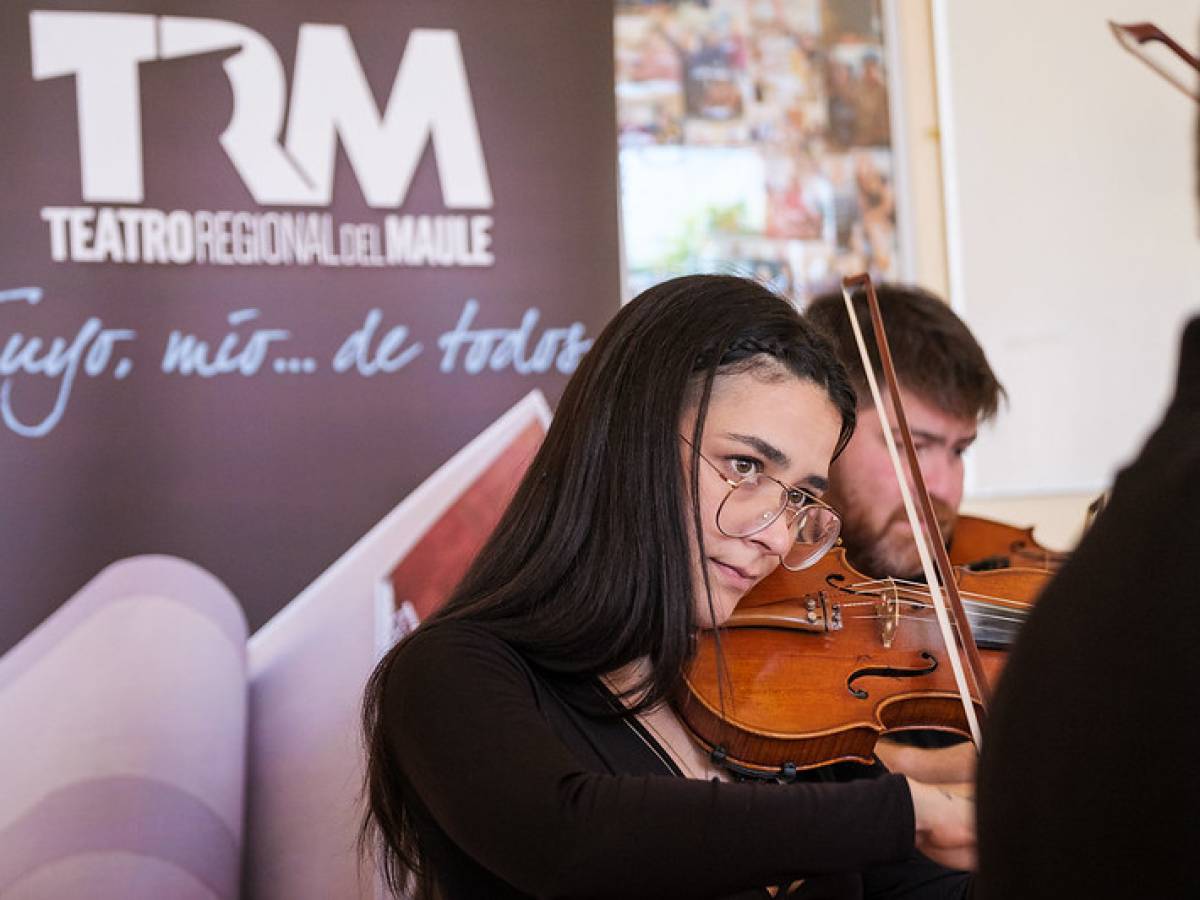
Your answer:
[840,607,1027,628]
[841,612,1025,626]
[847,578,1033,612]
[893,603,1027,625]
[851,576,1032,604]
[912,605,1025,625]
[800,578,1032,636]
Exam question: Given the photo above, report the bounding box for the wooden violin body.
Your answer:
[949,514,1068,572]
[679,275,1067,778]
[677,548,1046,777]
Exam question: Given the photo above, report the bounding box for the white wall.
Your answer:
[933,0,1200,500]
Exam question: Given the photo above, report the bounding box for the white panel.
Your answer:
[934,0,1200,497]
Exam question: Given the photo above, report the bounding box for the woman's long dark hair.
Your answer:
[360,274,856,897]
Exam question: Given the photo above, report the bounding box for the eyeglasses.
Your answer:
[683,438,842,571]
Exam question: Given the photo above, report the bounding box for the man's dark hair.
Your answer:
[805,282,1005,422]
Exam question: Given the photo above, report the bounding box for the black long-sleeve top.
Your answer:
[976,317,1200,898]
[383,620,971,899]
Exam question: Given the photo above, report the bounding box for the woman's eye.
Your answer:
[729,457,759,478]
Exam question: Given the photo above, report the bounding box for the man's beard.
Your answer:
[841,500,958,581]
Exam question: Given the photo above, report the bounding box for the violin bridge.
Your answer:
[877,581,900,648]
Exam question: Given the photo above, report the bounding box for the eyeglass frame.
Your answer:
[680,435,842,571]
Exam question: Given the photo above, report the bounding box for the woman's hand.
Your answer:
[876,739,978,784]
[906,777,977,872]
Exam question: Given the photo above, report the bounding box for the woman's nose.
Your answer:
[751,509,796,559]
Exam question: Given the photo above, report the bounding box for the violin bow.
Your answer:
[840,274,990,748]
[1109,21,1200,104]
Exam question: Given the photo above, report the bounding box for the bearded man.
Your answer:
[806,283,1003,581]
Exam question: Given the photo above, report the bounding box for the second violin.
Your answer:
[950,513,1069,572]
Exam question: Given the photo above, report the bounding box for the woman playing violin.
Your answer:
[361,275,974,899]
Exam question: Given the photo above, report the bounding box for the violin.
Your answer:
[949,514,1069,573]
[676,273,1040,778]
[676,548,1047,778]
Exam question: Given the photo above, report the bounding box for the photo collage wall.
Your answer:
[616,0,901,305]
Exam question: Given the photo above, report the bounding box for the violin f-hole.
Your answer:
[846,652,939,699]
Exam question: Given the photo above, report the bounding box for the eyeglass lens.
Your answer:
[718,479,839,570]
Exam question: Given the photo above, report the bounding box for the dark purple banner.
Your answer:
[0,0,620,653]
